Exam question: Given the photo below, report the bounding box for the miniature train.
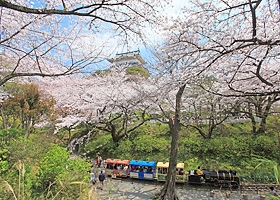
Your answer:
[103,158,240,187]
[188,169,240,188]
[104,159,185,183]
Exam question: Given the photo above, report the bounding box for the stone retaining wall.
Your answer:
[240,184,280,194]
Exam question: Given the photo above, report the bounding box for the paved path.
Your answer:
[90,177,269,200]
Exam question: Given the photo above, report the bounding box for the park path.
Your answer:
[90,173,268,200]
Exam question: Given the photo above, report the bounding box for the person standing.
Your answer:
[98,170,106,190]
[98,155,102,168]
[95,152,100,167]
[90,171,96,185]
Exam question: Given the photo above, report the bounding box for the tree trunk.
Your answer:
[156,84,186,200]
[0,105,7,129]
[247,103,257,136]
[247,94,279,136]
[256,96,274,135]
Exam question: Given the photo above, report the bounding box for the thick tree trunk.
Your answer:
[156,84,186,200]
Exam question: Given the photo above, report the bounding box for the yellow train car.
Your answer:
[156,162,186,183]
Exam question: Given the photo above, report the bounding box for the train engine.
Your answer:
[188,169,240,188]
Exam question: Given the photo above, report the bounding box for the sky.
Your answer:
[109,0,184,67]
[26,0,185,73]
[69,0,186,72]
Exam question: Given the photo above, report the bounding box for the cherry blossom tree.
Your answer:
[0,0,167,86]
[181,78,240,139]
[42,66,160,149]
[152,0,280,199]
[150,55,198,200]
[157,84,185,200]
[181,78,280,138]
[163,0,280,95]
[243,94,280,135]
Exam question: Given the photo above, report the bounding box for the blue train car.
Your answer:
[129,160,156,180]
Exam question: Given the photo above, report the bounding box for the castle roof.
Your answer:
[107,50,146,65]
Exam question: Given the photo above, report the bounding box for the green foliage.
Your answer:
[251,136,280,159]
[178,135,203,161]
[240,169,276,184]
[92,69,109,76]
[253,155,279,184]
[183,157,200,172]
[1,82,56,138]
[132,134,170,161]
[5,133,53,165]
[0,149,8,172]
[179,132,252,169]
[0,131,92,200]
[113,139,134,159]
[0,129,25,174]
[84,122,171,161]
[126,66,150,78]
[34,144,91,198]
[36,145,69,189]
[0,133,57,199]
[221,122,252,136]
[0,128,25,145]
[267,195,280,200]
[93,67,150,78]
[84,134,112,158]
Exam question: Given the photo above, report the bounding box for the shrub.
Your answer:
[33,145,91,198]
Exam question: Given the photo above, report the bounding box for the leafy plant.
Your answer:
[267,195,280,200]
[34,144,91,198]
[253,155,279,184]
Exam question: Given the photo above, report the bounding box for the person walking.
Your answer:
[98,170,106,190]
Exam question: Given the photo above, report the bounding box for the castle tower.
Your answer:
[107,50,146,67]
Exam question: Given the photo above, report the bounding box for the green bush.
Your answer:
[0,132,92,200]
[252,136,280,159]
[33,144,91,198]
